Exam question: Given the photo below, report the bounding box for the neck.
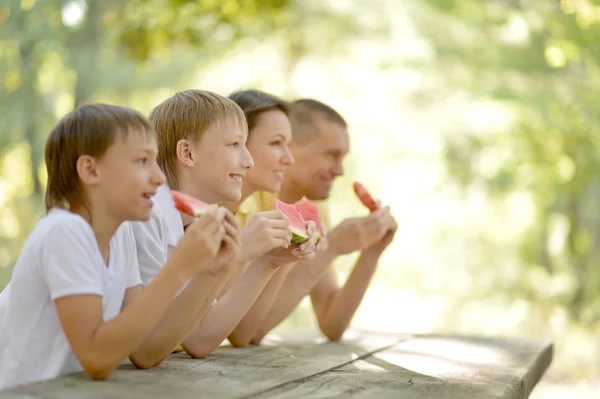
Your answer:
[222,180,256,214]
[279,179,304,204]
[176,175,223,228]
[72,203,121,265]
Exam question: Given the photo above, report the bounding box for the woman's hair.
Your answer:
[228,89,290,132]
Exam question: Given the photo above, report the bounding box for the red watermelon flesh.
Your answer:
[294,197,326,239]
[353,182,380,212]
[274,199,309,245]
[171,190,211,217]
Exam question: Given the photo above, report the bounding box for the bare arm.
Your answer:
[55,265,188,381]
[180,257,277,358]
[227,263,293,347]
[310,249,381,341]
[251,249,338,344]
[123,272,220,369]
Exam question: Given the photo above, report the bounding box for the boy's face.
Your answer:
[244,110,294,194]
[286,118,349,200]
[189,119,254,204]
[92,128,166,222]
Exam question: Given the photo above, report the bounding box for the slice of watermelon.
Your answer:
[274,199,309,245]
[171,190,211,217]
[353,182,380,212]
[294,196,326,240]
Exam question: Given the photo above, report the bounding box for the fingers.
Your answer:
[316,236,328,252]
[304,220,316,236]
[223,208,239,230]
[270,228,292,248]
[268,218,292,233]
[223,218,240,245]
[256,210,288,221]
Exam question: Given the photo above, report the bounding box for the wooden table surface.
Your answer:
[0,331,552,399]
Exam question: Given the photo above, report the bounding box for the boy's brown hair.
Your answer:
[44,103,153,213]
[228,89,290,132]
[149,89,247,189]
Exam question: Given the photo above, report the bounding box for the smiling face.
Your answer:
[285,117,350,201]
[180,118,254,204]
[86,128,166,222]
[243,109,294,194]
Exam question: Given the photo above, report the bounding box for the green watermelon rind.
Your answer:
[291,229,310,245]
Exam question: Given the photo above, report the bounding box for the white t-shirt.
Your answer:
[0,209,141,391]
[129,183,184,286]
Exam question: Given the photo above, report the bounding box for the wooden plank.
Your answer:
[245,334,553,399]
[0,332,404,399]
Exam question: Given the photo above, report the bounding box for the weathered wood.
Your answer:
[0,332,551,399]
[246,334,553,399]
[0,332,403,399]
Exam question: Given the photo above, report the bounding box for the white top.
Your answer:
[129,184,217,307]
[0,209,141,390]
[130,184,184,286]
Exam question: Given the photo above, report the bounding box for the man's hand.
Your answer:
[365,209,397,255]
[326,207,392,256]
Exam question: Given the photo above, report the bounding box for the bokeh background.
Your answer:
[2,0,600,396]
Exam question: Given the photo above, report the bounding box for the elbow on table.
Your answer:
[80,356,117,381]
[320,323,346,342]
[228,334,252,348]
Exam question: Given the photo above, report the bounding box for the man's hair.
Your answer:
[45,103,153,213]
[148,89,247,188]
[229,89,290,133]
[289,99,347,143]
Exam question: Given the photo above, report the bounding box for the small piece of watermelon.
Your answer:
[171,190,211,217]
[353,182,380,212]
[274,199,310,245]
[294,196,325,240]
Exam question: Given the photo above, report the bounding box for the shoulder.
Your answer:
[252,191,278,212]
[36,209,96,246]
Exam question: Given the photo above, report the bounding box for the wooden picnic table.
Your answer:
[1,330,552,398]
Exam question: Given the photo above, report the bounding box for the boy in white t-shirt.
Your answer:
[0,104,238,390]
[130,90,319,358]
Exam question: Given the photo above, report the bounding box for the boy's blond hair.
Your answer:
[149,89,247,188]
[45,103,153,213]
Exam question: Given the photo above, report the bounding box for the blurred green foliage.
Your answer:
[2,0,600,388]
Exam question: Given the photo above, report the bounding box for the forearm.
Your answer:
[318,250,381,341]
[217,260,249,299]
[228,263,293,347]
[83,266,187,374]
[181,258,277,358]
[129,272,220,368]
[252,250,337,344]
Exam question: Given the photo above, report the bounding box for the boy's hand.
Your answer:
[238,211,293,263]
[168,207,227,278]
[214,209,242,271]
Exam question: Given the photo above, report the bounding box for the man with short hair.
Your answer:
[252,98,397,342]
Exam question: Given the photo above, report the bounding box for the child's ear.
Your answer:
[176,139,195,167]
[76,155,100,185]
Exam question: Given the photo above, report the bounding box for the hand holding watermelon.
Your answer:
[326,206,392,256]
[262,219,318,267]
[238,210,294,264]
[169,206,230,277]
[353,182,381,212]
[170,189,241,274]
[212,210,242,270]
